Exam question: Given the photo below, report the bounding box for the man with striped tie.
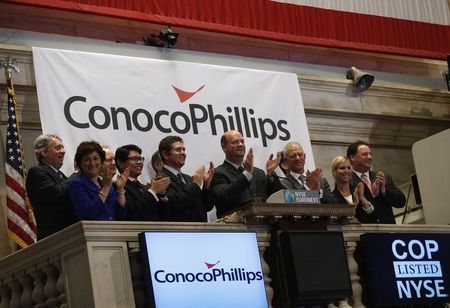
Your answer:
[280,141,333,203]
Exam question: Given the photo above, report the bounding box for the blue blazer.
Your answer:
[68,172,126,221]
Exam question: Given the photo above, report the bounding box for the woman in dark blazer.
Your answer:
[68,141,128,220]
[331,155,369,213]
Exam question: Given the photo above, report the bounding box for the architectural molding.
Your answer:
[0,2,448,80]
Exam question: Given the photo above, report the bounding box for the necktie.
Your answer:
[57,170,65,179]
[133,180,144,192]
[177,173,186,184]
[298,174,305,186]
[238,166,245,173]
[361,173,373,194]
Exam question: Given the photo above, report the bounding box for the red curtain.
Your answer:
[9,0,450,59]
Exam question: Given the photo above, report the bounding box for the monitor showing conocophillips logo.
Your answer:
[139,231,268,308]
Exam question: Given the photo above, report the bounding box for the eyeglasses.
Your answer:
[128,156,145,162]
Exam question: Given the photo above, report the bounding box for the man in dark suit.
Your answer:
[26,134,78,240]
[280,141,333,203]
[158,136,214,222]
[347,140,406,223]
[115,144,170,221]
[211,130,282,218]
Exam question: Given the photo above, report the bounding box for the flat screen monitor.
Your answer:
[139,231,268,308]
[278,231,352,305]
[360,233,450,306]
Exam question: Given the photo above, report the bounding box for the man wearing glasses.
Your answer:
[115,144,170,221]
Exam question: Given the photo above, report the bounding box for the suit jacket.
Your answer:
[123,179,161,221]
[158,168,213,222]
[350,171,406,224]
[26,163,78,240]
[332,186,356,205]
[68,172,126,221]
[211,161,282,218]
[280,172,334,204]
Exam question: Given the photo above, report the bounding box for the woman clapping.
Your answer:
[68,141,129,220]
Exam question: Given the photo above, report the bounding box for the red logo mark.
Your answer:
[171,85,205,103]
[204,261,220,269]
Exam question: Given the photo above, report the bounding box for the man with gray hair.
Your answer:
[281,141,333,203]
[26,134,78,240]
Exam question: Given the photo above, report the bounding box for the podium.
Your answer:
[219,201,358,224]
[218,201,357,307]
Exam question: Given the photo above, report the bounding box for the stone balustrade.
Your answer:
[1,220,449,307]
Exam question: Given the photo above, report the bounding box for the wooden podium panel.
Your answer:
[218,202,357,224]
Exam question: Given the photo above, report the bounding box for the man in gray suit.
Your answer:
[211,130,282,218]
[281,141,333,203]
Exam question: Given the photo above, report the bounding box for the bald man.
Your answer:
[211,130,282,218]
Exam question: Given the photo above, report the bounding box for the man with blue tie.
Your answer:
[347,140,406,223]
[158,136,214,222]
[26,134,78,240]
[211,130,282,218]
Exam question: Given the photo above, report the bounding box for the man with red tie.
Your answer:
[347,140,406,223]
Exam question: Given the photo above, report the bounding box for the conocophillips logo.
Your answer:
[63,84,290,147]
[153,260,263,285]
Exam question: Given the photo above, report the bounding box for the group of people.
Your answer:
[25,130,406,240]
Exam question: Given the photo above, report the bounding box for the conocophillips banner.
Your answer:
[32,47,314,182]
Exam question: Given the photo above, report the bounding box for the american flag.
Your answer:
[4,78,37,248]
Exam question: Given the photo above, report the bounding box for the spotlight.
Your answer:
[159,26,179,48]
[143,26,179,48]
[346,66,374,92]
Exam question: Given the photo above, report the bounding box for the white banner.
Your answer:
[32,47,314,182]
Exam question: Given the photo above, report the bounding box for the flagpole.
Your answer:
[1,57,26,176]
[1,56,37,248]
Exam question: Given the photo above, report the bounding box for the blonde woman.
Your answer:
[331,156,373,214]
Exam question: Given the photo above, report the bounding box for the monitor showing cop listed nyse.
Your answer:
[360,233,450,306]
[139,231,268,308]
